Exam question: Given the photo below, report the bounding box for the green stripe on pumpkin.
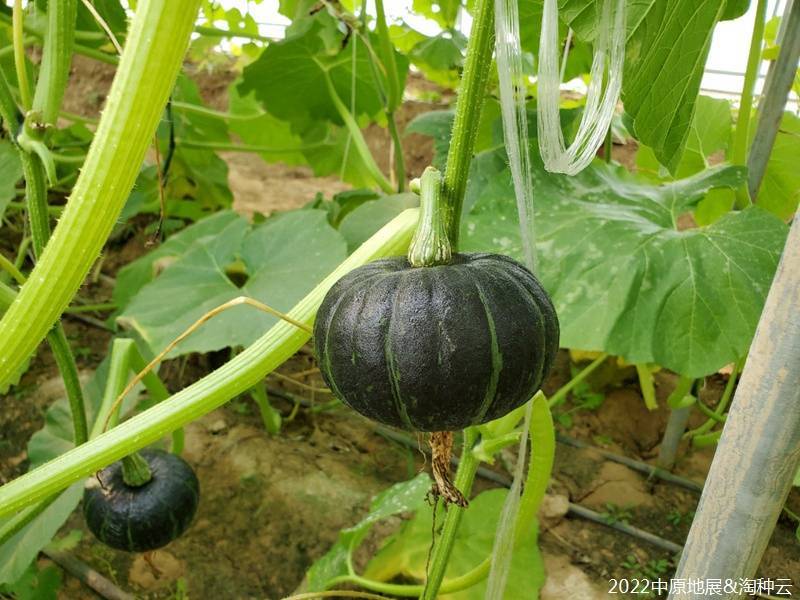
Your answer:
[471,277,503,423]
[385,274,415,430]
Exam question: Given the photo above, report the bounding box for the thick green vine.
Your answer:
[421,428,481,600]
[30,0,77,126]
[0,210,417,518]
[441,0,495,246]
[0,0,203,387]
[1,32,89,446]
[732,0,768,208]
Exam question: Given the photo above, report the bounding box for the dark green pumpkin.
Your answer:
[83,449,199,552]
[314,252,559,431]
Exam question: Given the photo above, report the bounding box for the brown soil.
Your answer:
[2,56,797,600]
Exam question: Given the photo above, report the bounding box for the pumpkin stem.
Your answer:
[429,431,468,507]
[408,167,452,267]
[121,452,152,487]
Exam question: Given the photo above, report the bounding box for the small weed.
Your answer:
[555,369,605,428]
[172,577,189,600]
[91,545,119,585]
[621,554,673,597]
[666,509,694,527]
[601,503,634,525]
[593,434,614,447]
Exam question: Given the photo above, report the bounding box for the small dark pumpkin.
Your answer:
[314,252,559,432]
[83,449,199,552]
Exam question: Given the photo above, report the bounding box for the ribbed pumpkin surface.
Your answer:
[314,253,559,431]
[83,449,200,552]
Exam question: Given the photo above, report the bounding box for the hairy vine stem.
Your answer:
[31,0,77,126]
[414,2,499,596]
[0,0,203,388]
[324,71,394,194]
[374,0,406,191]
[2,10,89,446]
[421,428,480,600]
[732,0,768,208]
[441,0,495,247]
[12,0,31,109]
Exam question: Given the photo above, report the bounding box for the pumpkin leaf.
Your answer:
[753,111,800,220]
[113,210,243,311]
[116,209,347,356]
[364,488,545,599]
[412,0,461,28]
[0,560,62,598]
[239,11,407,125]
[461,148,787,378]
[622,0,725,172]
[227,82,308,168]
[305,473,431,591]
[397,26,467,88]
[338,193,418,253]
[634,95,735,225]
[233,11,408,188]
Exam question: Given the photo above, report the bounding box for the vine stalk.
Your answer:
[415,1,499,595]
[442,0,495,247]
[732,0,768,208]
[0,210,417,518]
[0,0,203,387]
[421,428,481,600]
[374,0,406,191]
[2,8,89,446]
[324,72,394,194]
[12,0,31,109]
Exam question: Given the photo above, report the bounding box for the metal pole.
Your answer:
[669,214,800,599]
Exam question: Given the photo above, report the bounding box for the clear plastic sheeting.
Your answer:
[493,0,537,271]
[537,0,626,175]
[485,0,538,596]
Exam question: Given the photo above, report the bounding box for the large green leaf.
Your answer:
[116,209,347,356]
[413,0,462,28]
[235,12,408,187]
[113,210,242,310]
[637,103,799,224]
[338,193,419,253]
[754,112,800,220]
[722,0,750,20]
[622,0,724,172]
[0,140,22,222]
[0,561,62,599]
[239,11,408,126]
[227,82,308,167]
[306,473,431,591]
[636,95,733,181]
[364,489,545,599]
[461,148,787,377]
[390,24,466,88]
